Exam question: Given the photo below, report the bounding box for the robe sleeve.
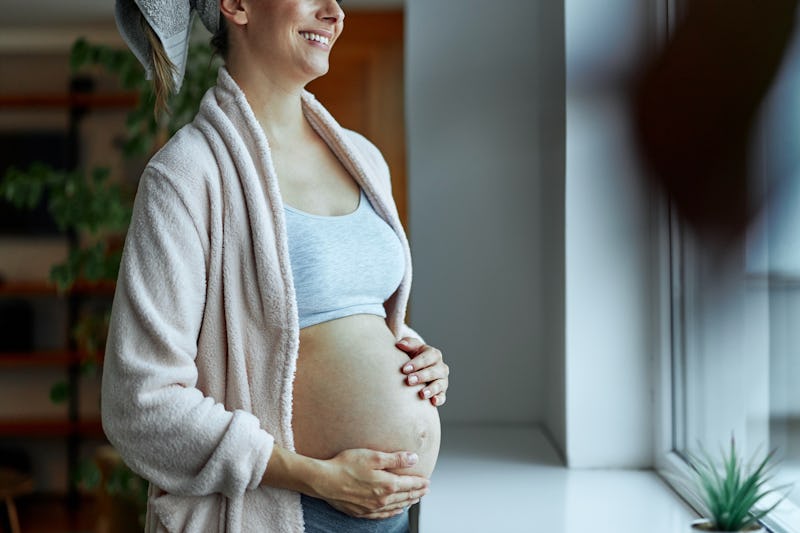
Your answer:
[101,167,273,498]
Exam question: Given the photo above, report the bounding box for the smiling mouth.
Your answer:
[300,32,331,45]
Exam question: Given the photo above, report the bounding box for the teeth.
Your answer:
[301,32,330,45]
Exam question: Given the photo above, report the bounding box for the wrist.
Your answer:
[261,446,326,497]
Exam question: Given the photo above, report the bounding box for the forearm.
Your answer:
[261,445,325,497]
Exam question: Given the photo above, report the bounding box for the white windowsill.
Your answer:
[420,424,697,533]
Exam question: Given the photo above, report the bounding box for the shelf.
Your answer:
[14,493,97,532]
[0,419,105,438]
[0,351,103,368]
[0,280,116,296]
[0,92,138,110]
[0,351,76,368]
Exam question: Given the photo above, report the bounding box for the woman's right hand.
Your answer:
[313,448,430,519]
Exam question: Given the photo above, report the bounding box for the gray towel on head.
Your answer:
[191,0,220,39]
[115,0,219,93]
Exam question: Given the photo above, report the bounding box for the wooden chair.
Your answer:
[0,468,34,533]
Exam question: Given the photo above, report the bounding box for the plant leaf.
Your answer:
[49,381,69,404]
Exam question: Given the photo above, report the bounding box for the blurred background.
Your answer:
[1,0,800,532]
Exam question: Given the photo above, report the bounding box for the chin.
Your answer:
[302,60,330,82]
[311,66,330,81]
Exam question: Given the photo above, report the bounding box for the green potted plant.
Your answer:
[681,437,792,532]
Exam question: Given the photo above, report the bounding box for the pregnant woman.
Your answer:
[101,0,448,532]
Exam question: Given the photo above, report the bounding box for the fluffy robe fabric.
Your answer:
[101,67,419,533]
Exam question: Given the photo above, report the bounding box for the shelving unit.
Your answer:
[0,280,116,296]
[0,419,104,438]
[0,351,81,368]
[0,92,137,110]
[0,279,113,499]
[0,78,132,514]
[0,281,114,450]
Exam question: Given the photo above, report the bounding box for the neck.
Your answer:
[224,61,311,145]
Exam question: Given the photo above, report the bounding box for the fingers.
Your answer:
[372,450,421,471]
[358,485,427,517]
[371,484,428,508]
[367,469,429,505]
[417,378,448,401]
[360,487,429,514]
[396,337,425,356]
[398,343,441,374]
[405,361,449,387]
[359,508,407,520]
[400,345,447,379]
[368,472,429,508]
[328,500,405,520]
[397,342,450,407]
[359,497,422,519]
[417,378,445,399]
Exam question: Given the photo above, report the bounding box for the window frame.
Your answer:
[652,1,800,531]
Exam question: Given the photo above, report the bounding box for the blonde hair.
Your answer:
[140,14,176,118]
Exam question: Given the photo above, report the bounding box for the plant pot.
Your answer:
[690,519,765,532]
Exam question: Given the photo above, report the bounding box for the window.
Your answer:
[658,2,800,531]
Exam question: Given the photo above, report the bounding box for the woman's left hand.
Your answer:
[395,338,449,407]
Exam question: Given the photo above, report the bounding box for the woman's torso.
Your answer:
[274,129,440,478]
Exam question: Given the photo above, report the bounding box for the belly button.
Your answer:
[416,429,428,450]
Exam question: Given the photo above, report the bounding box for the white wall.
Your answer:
[405,0,546,425]
[563,0,658,468]
[407,0,665,467]
[538,1,567,459]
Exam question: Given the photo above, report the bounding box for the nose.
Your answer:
[318,0,345,24]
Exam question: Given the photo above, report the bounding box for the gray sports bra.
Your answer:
[283,189,405,329]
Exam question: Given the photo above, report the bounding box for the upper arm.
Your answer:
[102,166,273,498]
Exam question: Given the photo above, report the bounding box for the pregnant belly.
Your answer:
[291,314,441,478]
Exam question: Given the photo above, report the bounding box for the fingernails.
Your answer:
[407,375,418,385]
[402,364,413,373]
[422,389,432,399]
[397,339,409,346]
[406,452,418,465]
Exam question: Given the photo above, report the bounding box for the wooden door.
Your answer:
[307,11,407,228]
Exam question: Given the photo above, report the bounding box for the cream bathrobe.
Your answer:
[101,67,419,533]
